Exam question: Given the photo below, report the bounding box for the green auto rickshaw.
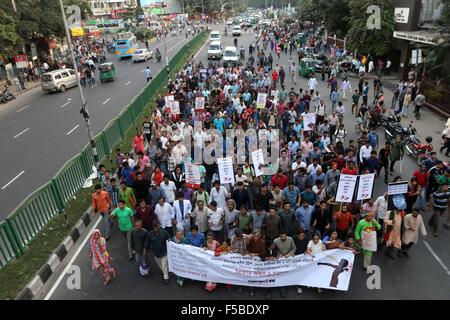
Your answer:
[99,62,116,83]
[299,58,316,78]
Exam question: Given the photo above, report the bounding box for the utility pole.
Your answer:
[58,0,100,170]
[162,22,169,74]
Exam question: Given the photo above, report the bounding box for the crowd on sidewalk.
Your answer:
[87,18,448,298]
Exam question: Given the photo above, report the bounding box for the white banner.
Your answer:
[303,113,316,131]
[170,100,180,115]
[165,95,174,107]
[356,173,375,200]
[256,92,267,109]
[335,174,358,203]
[217,157,235,185]
[251,149,265,177]
[168,242,355,290]
[185,163,201,185]
[388,181,408,195]
[195,96,205,110]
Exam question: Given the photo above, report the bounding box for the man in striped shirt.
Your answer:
[430,184,450,237]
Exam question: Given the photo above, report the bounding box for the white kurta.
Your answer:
[402,214,427,244]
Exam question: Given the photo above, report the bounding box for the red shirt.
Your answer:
[342,167,358,175]
[413,170,428,187]
[334,158,347,171]
[334,211,354,232]
[271,175,288,189]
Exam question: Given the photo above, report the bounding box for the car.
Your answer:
[302,47,316,55]
[132,48,153,62]
[208,41,223,59]
[41,69,78,93]
[232,25,242,36]
[209,31,221,42]
[223,46,239,66]
[226,19,234,25]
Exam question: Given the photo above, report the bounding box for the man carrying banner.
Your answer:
[355,212,381,270]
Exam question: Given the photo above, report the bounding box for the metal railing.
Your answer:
[0,32,206,269]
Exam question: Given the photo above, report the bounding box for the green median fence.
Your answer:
[0,32,207,270]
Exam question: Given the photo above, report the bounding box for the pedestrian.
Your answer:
[401,208,427,257]
[378,142,391,183]
[389,136,404,174]
[203,232,220,291]
[109,200,134,259]
[306,232,326,293]
[384,209,406,259]
[144,66,152,83]
[92,184,112,240]
[144,222,171,284]
[246,231,266,296]
[429,183,450,237]
[131,218,150,277]
[171,230,188,286]
[355,212,381,270]
[89,229,116,286]
[333,205,354,241]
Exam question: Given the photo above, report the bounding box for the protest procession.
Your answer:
[2,1,450,307]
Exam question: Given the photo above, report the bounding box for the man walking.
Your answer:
[145,222,171,284]
[144,66,152,83]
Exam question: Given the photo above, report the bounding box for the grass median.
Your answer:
[0,32,208,300]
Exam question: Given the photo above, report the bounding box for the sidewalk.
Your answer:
[0,79,41,96]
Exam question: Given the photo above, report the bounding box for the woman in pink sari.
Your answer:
[89,229,116,286]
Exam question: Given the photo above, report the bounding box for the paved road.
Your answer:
[0,33,194,219]
[38,29,450,300]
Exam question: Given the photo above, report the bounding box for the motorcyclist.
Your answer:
[234,37,238,47]
[155,48,161,62]
[224,26,228,36]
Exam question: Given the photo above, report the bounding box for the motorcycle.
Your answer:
[385,118,414,140]
[405,135,433,160]
[379,114,398,128]
[0,88,16,103]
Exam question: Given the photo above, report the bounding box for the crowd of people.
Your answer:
[88,18,448,298]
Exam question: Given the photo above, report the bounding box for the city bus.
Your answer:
[115,32,138,59]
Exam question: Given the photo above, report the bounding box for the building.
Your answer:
[89,0,137,19]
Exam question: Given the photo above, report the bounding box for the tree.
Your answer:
[0,7,20,55]
[345,0,395,56]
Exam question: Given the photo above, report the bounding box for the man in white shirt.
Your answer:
[359,141,373,164]
[291,156,307,172]
[124,153,136,168]
[154,197,175,237]
[207,201,225,243]
[209,180,229,209]
[308,75,318,94]
[160,175,177,204]
[300,137,314,164]
[173,192,192,233]
[160,131,169,150]
[172,142,188,165]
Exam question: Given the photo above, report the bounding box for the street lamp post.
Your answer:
[58,0,100,170]
[162,22,169,73]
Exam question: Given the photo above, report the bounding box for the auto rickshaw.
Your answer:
[99,62,116,83]
[299,58,316,77]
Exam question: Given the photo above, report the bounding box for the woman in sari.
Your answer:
[89,229,116,286]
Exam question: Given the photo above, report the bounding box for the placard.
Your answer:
[185,163,201,185]
[335,174,358,203]
[394,7,410,24]
[195,96,205,110]
[256,92,267,109]
[217,157,235,185]
[165,95,174,107]
[303,113,316,131]
[356,173,375,200]
[388,181,408,195]
[170,100,180,115]
[251,149,265,177]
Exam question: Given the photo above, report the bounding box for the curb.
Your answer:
[15,208,94,300]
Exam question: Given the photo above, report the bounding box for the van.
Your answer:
[223,46,239,66]
[209,31,221,42]
[41,69,78,93]
[208,41,223,59]
[232,25,242,36]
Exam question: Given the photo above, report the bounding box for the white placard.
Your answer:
[394,8,410,24]
[195,96,205,110]
[388,181,408,195]
[168,242,355,291]
[170,100,180,115]
[217,157,235,185]
[303,113,316,131]
[335,174,358,203]
[256,92,267,109]
[251,149,265,177]
[165,95,174,107]
[361,230,377,252]
[356,173,375,200]
[185,163,201,185]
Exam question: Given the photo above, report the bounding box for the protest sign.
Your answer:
[195,96,205,110]
[170,100,180,115]
[217,157,235,185]
[356,173,375,200]
[387,181,409,211]
[251,149,265,177]
[335,174,358,203]
[168,242,355,291]
[185,163,201,185]
[303,113,316,131]
[256,93,267,109]
[165,95,174,107]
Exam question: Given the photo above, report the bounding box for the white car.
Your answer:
[232,25,242,36]
[207,41,223,59]
[209,31,221,42]
[226,19,234,25]
[223,46,239,66]
[132,49,153,62]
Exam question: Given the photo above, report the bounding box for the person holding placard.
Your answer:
[384,209,406,259]
[355,212,381,270]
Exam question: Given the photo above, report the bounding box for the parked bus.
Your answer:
[115,32,138,59]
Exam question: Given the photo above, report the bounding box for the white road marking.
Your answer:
[59,99,72,109]
[14,128,30,139]
[91,84,98,88]
[194,39,209,59]
[1,171,25,190]
[102,97,112,105]
[423,240,450,276]
[124,81,131,87]
[44,216,101,300]
[66,124,80,136]
[17,105,29,112]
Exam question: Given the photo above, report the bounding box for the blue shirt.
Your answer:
[282,187,301,208]
[186,232,206,247]
[295,205,314,231]
[368,132,378,147]
[214,118,225,132]
[243,92,251,102]
[121,167,134,187]
[288,141,300,154]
